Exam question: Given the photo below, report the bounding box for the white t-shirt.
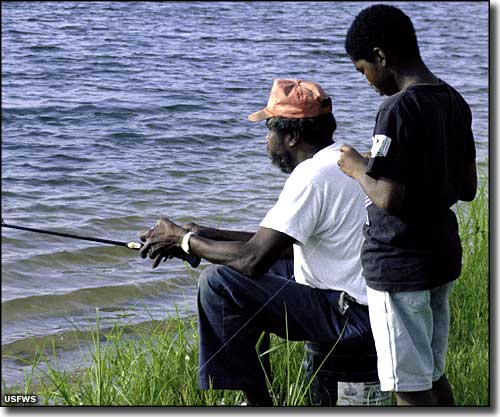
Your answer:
[260,142,367,305]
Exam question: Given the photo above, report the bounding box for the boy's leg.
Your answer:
[197,260,372,405]
[431,374,454,406]
[429,282,455,405]
[393,390,434,406]
[366,286,435,405]
[367,281,456,406]
[394,374,453,406]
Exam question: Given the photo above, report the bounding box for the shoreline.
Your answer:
[1,178,489,406]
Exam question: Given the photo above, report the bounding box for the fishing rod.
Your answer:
[1,219,201,268]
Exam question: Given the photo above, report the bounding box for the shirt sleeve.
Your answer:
[464,106,477,163]
[259,173,321,245]
[365,104,410,184]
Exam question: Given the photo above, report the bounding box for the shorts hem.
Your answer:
[388,383,433,392]
[432,372,445,382]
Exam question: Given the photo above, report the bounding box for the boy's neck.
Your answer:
[392,57,440,92]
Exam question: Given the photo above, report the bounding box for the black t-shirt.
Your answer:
[361,80,476,292]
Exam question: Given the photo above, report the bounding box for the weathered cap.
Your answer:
[248,79,332,121]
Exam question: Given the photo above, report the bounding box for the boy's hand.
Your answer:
[338,145,367,180]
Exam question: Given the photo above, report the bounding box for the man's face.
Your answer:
[351,58,399,96]
[265,129,294,174]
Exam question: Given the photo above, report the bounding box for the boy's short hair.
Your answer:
[345,4,420,62]
[265,113,337,147]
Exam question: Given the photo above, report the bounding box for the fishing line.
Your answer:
[1,219,200,267]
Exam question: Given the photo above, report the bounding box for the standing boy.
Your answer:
[337,4,477,406]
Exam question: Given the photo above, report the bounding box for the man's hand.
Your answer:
[139,218,186,268]
[338,144,368,180]
[181,222,203,235]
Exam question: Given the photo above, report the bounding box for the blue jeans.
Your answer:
[197,259,374,392]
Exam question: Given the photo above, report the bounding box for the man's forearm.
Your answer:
[183,223,293,260]
[188,229,292,277]
[194,226,254,242]
[192,225,293,258]
[188,235,254,274]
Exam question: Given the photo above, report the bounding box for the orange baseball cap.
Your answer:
[248,79,332,122]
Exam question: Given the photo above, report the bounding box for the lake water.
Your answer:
[1,1,489,387]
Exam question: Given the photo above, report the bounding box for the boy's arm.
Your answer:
[338,145,405,214]
[460,161,477,201]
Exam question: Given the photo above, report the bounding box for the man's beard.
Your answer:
[269,150,294,174]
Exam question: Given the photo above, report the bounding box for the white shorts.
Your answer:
[367,281,455,392]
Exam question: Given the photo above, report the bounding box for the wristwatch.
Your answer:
[181,231,195,254]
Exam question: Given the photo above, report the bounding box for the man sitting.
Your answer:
[139,79,374,406]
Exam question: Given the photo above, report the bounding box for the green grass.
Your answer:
[448,178,489,406]
[2,180,489,406]
[1,314,309,406]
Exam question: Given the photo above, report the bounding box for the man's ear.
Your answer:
[373,47,388,67]
[287,130,300,148]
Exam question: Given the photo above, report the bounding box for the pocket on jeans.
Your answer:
[391,290,430,312]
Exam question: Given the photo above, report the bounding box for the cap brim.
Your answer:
[248,108,272,122]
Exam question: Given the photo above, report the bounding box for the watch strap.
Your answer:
[181,231,194,254]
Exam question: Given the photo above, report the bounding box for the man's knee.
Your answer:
[198,264,244,305]
[199,264,227,295]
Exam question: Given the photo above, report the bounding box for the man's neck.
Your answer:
[294,141,332,167]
